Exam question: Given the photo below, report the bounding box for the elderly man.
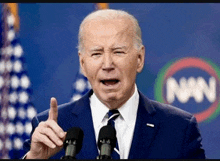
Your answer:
[23,9,205,159]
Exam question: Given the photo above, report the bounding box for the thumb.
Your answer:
[48,97,58,122]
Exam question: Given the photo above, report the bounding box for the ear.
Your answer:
[78,52,87,77]
[137,45,145,73]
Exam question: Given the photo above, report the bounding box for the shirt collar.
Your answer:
[118,84,139,126]
[90,84,139,127]
[90,92,109,129]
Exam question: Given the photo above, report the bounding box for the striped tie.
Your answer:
[107,110,120,159]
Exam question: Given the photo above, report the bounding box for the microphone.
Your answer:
[97,125,117,159]
[61,127,84,159]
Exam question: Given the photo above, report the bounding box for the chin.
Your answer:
[105,93,126,103]
[103,94,118,101]
[99,92,119,102]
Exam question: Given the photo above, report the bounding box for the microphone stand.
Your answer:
[61,140,77,159]
[61,156,76,159]
[96,139,113,159]
[96,155,112,159]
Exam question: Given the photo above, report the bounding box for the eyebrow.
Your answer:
[90,47,104,52]
[89,46,127,52]
[111,46,127,50]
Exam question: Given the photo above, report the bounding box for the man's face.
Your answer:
[79,18,145,109]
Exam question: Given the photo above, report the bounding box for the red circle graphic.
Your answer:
[163,57,219,122]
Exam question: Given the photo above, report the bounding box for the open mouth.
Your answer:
[100,79,120,86]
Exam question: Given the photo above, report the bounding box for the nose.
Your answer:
[102,53,114,71]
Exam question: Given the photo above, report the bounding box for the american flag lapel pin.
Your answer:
[146,123,154,128]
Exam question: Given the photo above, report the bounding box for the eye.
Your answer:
[114,51,125,55]
[91,53,102,57]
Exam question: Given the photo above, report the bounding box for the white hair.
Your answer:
[77,9,143,53]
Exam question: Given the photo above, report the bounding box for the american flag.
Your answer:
[71,67,91,102]
[70,3,108,102]
[0,3,37,159]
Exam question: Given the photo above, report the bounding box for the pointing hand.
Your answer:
[26,97,66,159]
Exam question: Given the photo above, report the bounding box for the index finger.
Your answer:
[48,97,58,122]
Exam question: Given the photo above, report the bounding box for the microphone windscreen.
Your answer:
[98,125,117,150]
[64,127,84,154]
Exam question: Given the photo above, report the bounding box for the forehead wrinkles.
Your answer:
[83,19,135,49]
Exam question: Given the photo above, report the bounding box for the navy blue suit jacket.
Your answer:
[24,90,205,159]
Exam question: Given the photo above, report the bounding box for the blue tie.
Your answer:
[107,110,120,159]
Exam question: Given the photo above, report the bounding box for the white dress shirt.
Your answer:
[90,84,139,159]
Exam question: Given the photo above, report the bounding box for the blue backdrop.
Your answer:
[17,3,219,159]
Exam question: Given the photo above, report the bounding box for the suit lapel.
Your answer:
[64,90,160,159]
[128,91,160,159]
[68,90,99,159]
